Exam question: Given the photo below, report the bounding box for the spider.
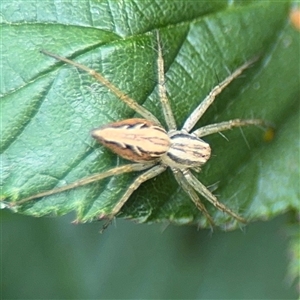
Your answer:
[12,31,269,230]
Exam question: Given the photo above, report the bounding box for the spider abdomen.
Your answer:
[91,118,171,162]
[162,132,211,169]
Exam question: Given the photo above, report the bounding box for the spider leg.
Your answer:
[101,164,166,232]
[40,50,161,126]
[172,169,215,227]
[182,57,258,132]
[11,163,155,206]
[193,118,272,138]
[155,30,177,131]
[183,169,246,223]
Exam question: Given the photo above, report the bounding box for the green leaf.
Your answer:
[1,1,299,229]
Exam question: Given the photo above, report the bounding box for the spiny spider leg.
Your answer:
[183,170,247,223]
[155,30,177,131]
[100,164,166,232]
[172,169,215,227]
[40,49,161,126]
[11,163,155,206]
[193,119,271,138]
[182,56,258,132]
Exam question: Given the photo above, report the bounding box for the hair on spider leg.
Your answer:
[151,30,168,54]
[217,131,229,142]
[206,181,220,194]
[214,123,250,148]
[238,126,251,150]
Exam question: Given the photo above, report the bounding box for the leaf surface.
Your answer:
[1,1,299,229]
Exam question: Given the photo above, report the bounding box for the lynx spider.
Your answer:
[13,31,269,230]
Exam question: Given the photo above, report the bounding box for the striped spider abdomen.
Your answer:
[91,118,171,162]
